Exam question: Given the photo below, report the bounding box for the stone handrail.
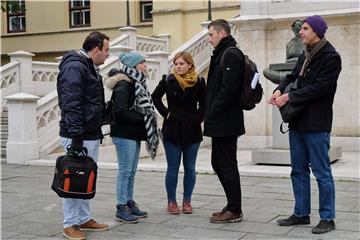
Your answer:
[0,61,20,99]
[136,35,167,54]
[168,29,212,76]
[32,61,59,97]
[37,90,60,158]
[109,34,129,47]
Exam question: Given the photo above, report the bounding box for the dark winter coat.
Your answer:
[57,50,105,140]
[276,41,342,132]
[203,35,246,137]
[151,74,206,145]
[105,73,147,141]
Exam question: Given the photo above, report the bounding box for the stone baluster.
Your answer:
[147,51,171,76]
[8,51,35,95]
[156,34,171,52]
[119,26,137,50]
[4,92,40,164]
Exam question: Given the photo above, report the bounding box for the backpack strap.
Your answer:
[220,46,242,70]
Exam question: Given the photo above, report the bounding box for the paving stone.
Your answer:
[114,222,185,236]
[223,221,294,235]
[170,226,247,239]
[241,233,313,239]
[163,215,227,230]
[1,164,359,240]
[336,219,360,232]
[286,226,360,239]
[4,221,61,237]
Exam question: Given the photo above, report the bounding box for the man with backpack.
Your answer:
[204,19,245,223]
[57,31,110,239]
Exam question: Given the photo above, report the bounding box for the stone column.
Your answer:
[119,26,138,50]
[8,51,35,95]
[156,34,171,53]
[4,92,40,164]
[147,51,170,76]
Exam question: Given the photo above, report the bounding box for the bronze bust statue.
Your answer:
[263,20,304,84]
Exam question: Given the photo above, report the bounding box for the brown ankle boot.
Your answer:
[167,201,180,214]
[182,201,193,214]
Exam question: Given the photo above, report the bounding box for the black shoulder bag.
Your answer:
[279,78,307,133]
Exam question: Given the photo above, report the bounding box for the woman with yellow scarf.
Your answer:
[152,52,206,215]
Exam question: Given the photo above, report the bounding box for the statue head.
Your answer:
[291,20,303,37]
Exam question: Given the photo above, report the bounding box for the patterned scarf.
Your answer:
[299,37,327,77]
[120,64,161,160]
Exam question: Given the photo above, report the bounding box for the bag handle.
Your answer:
[66,146,88,158]
[280,121,289,134]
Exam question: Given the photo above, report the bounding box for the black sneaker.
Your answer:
[277,215,310,226]
[312,220,335,234]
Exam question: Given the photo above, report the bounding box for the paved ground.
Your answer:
[1,162,359,240]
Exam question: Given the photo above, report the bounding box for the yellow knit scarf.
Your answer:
[173,70,198,91]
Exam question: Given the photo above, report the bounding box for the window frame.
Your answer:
[139,1,153,23]
[69,0,91,28]
[6,0,26,33]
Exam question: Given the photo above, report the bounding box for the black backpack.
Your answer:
[220,46,263,110]
[51,148,98,199]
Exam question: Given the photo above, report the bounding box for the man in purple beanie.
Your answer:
[268,15,341,234]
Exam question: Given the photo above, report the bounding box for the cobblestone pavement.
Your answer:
[1,164,359,239]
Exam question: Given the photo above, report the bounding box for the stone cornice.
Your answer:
[152,3,240,16]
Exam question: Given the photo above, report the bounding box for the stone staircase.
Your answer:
[1,110,8,162]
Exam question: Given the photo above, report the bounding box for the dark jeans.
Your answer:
[163,140,200,202]
[289,130,335,220]
[211,136,242,214]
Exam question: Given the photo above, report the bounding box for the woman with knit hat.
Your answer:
[152,52,206,214]
[105,52,160,223]
[268,15,341,234]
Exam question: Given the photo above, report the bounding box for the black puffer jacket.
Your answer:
[152,74,206,145]
[204,35,246,137]
[57,51,105,140]
[276,41,342,132]
[105,73,147,141]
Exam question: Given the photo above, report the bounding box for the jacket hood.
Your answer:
[104,73,132,90]
[59,50,90,70]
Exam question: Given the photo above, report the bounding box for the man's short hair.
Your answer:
[82,31,110,52]
[208,19,231,35]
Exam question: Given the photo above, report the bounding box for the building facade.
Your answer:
[1,0,239,64]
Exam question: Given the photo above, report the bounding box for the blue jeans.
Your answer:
[60,137,100,228]
[112,137,141,205]
[163,140,200,202]
[289,130,335,220]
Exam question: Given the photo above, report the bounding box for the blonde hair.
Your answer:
[173,51,196,72]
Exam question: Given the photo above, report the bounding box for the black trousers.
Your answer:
[211,136,242,214]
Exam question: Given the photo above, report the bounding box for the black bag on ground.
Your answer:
[279,78,307,124]
[51,148,98,199]
[220,46,263,110]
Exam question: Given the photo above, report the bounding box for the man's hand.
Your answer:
[70,137,83,153]
[267,90,281,105]
[274,93,289,108]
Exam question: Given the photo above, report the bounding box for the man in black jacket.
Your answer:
[57,31,110,239]
[268,15,341,234]
[204,19,245,223]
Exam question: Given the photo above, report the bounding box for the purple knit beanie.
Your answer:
[304,15,328,39]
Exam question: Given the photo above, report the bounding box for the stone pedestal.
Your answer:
[4,92,40,164]
[252,107,342,165]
